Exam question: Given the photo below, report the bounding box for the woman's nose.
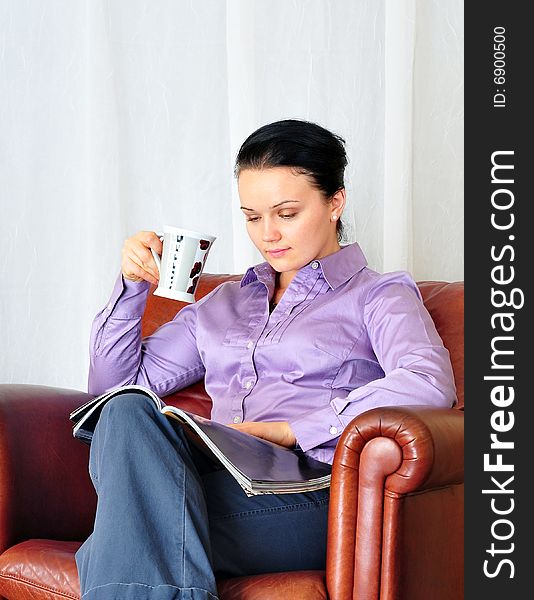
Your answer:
[262,219,282,242]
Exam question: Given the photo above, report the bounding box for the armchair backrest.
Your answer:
[417,281,464,408]
[141,275,464,410]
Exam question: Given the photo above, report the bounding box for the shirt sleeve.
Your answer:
[288,274,458,452]
[88,272,205,397]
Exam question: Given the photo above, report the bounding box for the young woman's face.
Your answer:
[238,167,345,286]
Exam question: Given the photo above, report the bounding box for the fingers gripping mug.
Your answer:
[150,226,216,303]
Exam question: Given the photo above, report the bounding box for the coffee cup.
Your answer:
[150,226,216,303]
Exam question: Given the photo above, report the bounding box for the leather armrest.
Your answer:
[0,384,97,553]
[326,406,464,600]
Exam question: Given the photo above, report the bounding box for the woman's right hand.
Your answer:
[121,231,163,286]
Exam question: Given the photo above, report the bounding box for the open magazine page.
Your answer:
[69,384,164,443]
[69,384,331,495]
[162,406,331,496]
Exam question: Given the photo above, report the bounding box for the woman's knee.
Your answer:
[99,391,159,427]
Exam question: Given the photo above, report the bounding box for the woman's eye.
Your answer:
[279,213,297,219]
[246,216,260,223]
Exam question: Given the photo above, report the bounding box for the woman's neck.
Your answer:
[276,272,290,292]
[271,273,289,303]
[274,243,342,297]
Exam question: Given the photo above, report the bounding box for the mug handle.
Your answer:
[150,234,164,273]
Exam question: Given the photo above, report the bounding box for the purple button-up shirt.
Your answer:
[89,242,457,464]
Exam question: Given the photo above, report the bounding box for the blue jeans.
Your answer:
[75,393,329,599]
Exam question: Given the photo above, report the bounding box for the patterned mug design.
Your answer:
[187,276,200,294]
[189,261,202,279]
[151,228,215,302]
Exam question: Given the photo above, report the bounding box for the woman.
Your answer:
[76,119,457,599]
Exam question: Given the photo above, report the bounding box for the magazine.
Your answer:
[69,384,331,497]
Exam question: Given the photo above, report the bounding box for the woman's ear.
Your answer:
[331,188,346,215]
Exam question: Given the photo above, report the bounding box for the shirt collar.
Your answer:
[240,242,368,291]
[318,242,368,289]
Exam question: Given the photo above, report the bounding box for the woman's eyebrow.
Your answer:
[240,200,301,212]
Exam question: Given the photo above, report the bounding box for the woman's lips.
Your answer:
[267,248,289,258]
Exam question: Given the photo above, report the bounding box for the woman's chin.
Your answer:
[266,256,290,270]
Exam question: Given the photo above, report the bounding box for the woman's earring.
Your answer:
[331,214,338,221]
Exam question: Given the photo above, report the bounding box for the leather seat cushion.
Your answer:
[0,539,81,599]
[0,539,327,600]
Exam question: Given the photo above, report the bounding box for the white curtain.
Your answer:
[0,0,463,391]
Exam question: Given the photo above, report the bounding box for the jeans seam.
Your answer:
[81,582,219,599]
[211,497,329,522]
[181,469,187,588]
[88,468,98,488]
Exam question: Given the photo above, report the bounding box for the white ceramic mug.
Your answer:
[150,226,216,303]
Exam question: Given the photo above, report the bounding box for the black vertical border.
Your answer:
[465,2,531,597]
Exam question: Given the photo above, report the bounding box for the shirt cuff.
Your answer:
[288,404,345,452]
[105,273,151,318]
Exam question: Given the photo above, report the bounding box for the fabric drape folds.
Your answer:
[0,0,463,390]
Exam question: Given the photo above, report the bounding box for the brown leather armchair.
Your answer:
[0,274,464,600]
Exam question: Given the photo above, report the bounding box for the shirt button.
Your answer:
[247,341,253,349]
[107,303,113,310]
[233,415,242,423]
[244,381,253,389]
[329,426,338,435]
[311,261,319,269]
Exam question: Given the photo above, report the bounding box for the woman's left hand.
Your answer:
[228,421,297,448]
